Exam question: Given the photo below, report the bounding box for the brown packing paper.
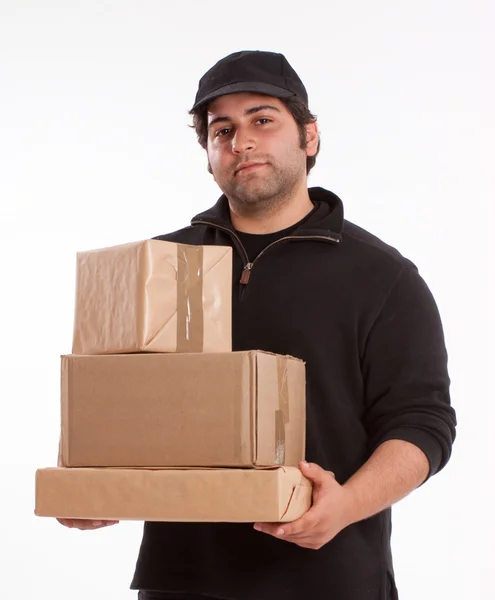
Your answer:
[35,467,312,523]
[60,351,306,468]
[72,240,232,354]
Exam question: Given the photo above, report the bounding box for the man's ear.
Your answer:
[305,120,319,157]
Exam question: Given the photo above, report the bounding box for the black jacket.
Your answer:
[131,187,456,600]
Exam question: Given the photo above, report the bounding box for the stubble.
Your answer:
[216,149,307,218]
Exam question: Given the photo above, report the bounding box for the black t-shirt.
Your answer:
[235,203,318,262]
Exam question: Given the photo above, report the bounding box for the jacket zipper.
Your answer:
[238,234,340,285]
[192,219,340,285]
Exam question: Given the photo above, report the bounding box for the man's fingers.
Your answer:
[299,462,335,489]
[253,463,337,538]
[254,510,319,538]
[254,522,291,537]
[253,522,325,550]
[277,510,319,537]
[56,518,119,530]
[56,518,75,528]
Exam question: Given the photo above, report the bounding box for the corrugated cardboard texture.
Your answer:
[72,240,232,354]
[60,351,306,468]
[35,467,312,523]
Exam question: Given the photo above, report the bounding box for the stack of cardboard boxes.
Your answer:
[35,240,312,523]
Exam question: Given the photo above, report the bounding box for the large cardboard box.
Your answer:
[60,351,306,468]
[72,240,232,354]
[35,467,312,523]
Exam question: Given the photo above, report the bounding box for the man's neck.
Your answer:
[229,186,314,234]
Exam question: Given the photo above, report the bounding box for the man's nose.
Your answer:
[231,128,256,154]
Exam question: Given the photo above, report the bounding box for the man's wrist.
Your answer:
[340,481,366,527]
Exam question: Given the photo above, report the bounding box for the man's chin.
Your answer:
[230,181,277,202]
[234,190,276,206]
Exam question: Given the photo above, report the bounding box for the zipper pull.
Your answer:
[240,262,253,285]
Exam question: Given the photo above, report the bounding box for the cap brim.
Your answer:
[191,81,296,110]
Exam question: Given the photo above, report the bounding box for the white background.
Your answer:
[1,1,493,598]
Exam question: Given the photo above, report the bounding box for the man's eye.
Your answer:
[256,118,271,125]
[215,128,231,137]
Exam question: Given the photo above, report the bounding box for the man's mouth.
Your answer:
[235,161,266,175]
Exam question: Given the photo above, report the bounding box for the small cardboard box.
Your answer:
[60,351,306,468]
[72,240,232,354]
[35,467,312,523]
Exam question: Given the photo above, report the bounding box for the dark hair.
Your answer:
[189,96,321,175]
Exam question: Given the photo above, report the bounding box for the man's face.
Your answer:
[206,92,316,212]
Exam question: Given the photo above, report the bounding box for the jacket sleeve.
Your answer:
[361,265,456,478]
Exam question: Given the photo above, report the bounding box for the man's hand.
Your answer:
[254,441,430,550]
[253,461,354,550]
[56,518,119,530]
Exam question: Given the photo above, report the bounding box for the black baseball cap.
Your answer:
[191,50,308,111]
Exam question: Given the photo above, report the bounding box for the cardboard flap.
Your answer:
[145,241,232,353]
[200,246,232,353]
[278,468,313,522]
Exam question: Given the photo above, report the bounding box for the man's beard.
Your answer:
[218,154,306,216]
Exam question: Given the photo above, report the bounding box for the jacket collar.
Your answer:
[191,186,344,240]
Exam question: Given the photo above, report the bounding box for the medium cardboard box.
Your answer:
[35,467,312,523]
[72,240,232,354]
[60,351,306,468]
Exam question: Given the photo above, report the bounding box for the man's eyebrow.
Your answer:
[244,104,281,116]
[208,105,282,129]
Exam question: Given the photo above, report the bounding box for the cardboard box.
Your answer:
[35,467,312,523]
[72,240,232,354]
[60,351,306,468]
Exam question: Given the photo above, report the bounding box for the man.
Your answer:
[60,51,456,600]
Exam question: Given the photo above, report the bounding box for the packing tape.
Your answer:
[176,244,204,353]
[275,357,290,464]
[275,410,285,465]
